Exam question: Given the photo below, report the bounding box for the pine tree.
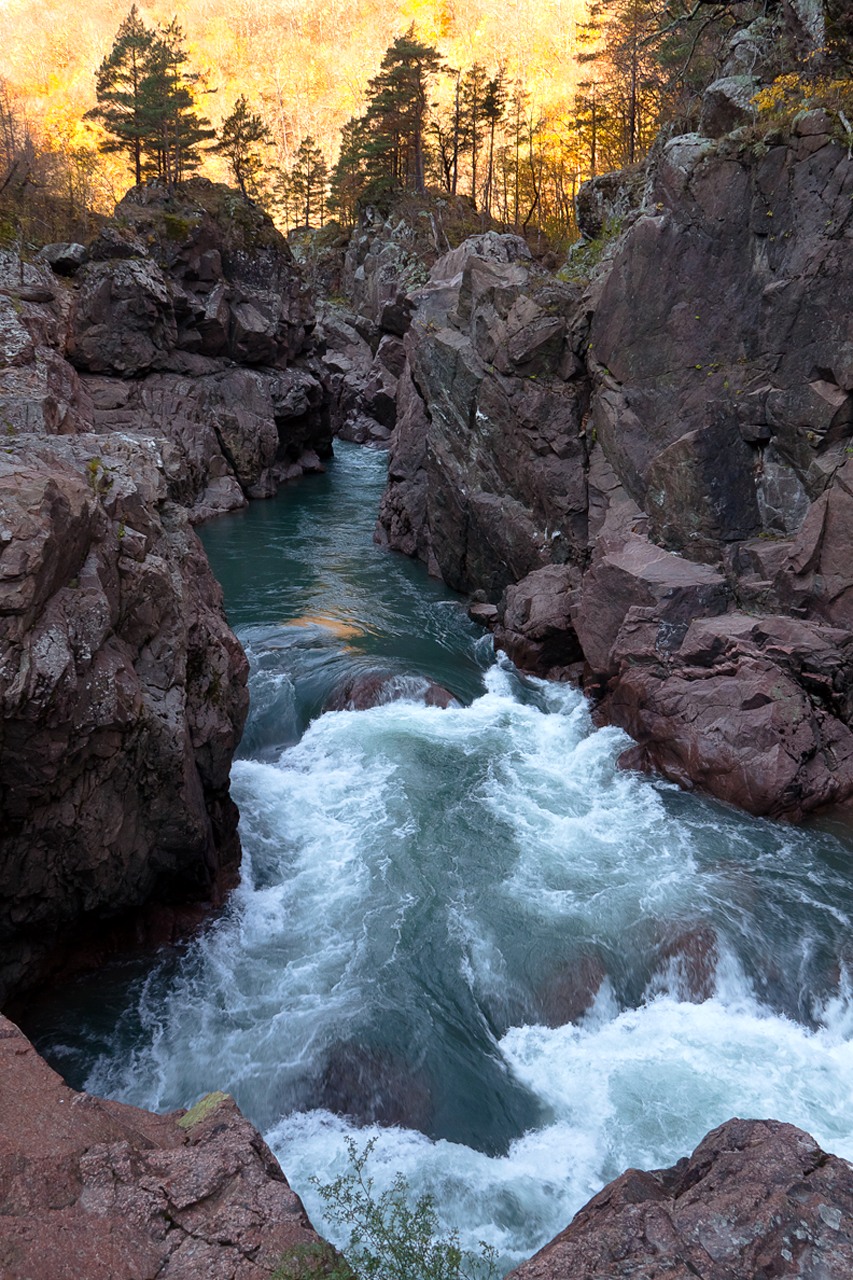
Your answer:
[85,4,154,186]
[578,0,664,168]
[213,95,272,198]
[327,116,367,224]
[461,62,488,206]
[87,9,213,186]
[289,135,328,227]
[481,68,507,214]
[141,19,215,184]
[362,27,443,197]
[430,69,468,196]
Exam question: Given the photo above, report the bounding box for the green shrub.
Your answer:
[302,1137,499,1280]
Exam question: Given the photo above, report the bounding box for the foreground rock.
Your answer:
[0,1015,332,1280]
[508,1118,853,1280]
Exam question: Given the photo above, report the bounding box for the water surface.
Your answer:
[28,443,853,1272]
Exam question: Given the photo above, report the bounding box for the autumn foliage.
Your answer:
[0,0,850,250]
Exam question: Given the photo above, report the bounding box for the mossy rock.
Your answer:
[177,1090,231,1129]
[112,177,288,262]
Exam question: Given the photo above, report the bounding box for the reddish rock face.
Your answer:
[0,1015,331,1280]
[0,435,249,1004]
[507,1118,853,1280]
[376,239,589,599]
[374,126,853,820]
[603,612,853,820]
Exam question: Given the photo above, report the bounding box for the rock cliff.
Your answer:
[0,179,333,1003]
[375,116,853,820]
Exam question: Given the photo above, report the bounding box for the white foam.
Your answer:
[68,653,853,1274]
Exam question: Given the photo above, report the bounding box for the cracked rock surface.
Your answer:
[507,1118,853,1280]
[0,1015,329,1280]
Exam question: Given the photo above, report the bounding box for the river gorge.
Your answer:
[21,442,853,1274]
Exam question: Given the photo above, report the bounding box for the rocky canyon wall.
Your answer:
[0,179,333,1004]
[374,110,853,821]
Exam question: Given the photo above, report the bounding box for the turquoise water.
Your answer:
[27,443,853,1272]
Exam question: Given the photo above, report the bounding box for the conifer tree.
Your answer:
[85,4,154,186]
[213,95,272,198]
[289,135,328,226]
[87,8,213,186]
[578,0,664,168]
[327,116,367,223]
[430,69,467,196]
[461,62,488,206]
[481,68,507,214]
[141,19,214,184]
[362,27,443,197]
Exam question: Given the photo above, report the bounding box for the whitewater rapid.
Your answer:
[30,444,853,1273]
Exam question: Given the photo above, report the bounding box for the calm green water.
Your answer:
[27,442,853,1272]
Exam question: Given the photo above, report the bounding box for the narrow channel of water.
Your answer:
[27,443,853,1272]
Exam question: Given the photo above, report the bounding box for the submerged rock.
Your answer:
[508,1118,853,1280]
[324,669,458,711]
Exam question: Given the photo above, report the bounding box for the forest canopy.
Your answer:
[0,0,850,248]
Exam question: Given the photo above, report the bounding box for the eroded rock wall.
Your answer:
[375,119,853,819]
[0,425,249,1002]
[0,178,336,1001]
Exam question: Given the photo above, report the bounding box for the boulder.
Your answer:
[493,564,583,677]
[318,305,405,446]
[68,256,178,375]
[574,534,729,678]
[575,168,646,241]
[507,1119,853,1280]
[0,1014,332,1280]
[324,669,458,711]
[606,613,853,819]
[700,75,758,138]
[36,242,87,276]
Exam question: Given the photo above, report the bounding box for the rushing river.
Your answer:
[26,442,853,1272]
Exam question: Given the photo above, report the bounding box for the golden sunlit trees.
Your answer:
[578,0,665,169]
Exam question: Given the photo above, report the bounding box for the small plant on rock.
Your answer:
[302,1138,498,1280]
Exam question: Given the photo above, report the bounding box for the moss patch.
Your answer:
[177,1090,230,1129]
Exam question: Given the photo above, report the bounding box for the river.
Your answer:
[26,442,853,1273]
